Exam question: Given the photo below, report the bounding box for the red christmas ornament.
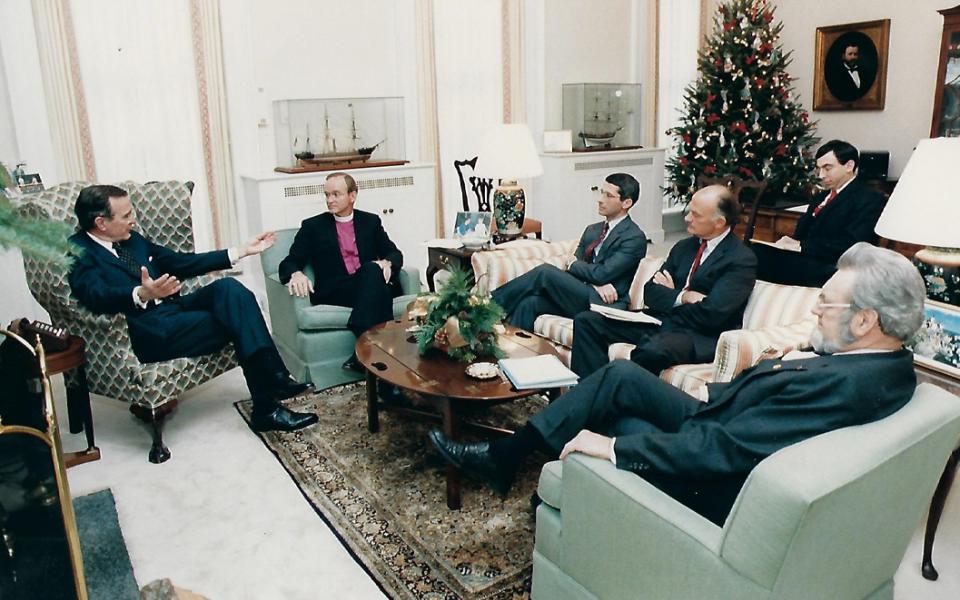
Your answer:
[679,157,690,166]
[775,144,787,156]
[715,58,723,68]
[745,55,756,65]
[683,133,692,144]
[763,11,773,23]
[706,114,721,124]
[800,112,809,123]
[704,164,718,175]
[706,93,717,104]
[754,77,766,88]
[738,166,755,178]
[730,121,748,134]
[724,19,737,31]
[759,42,773,54]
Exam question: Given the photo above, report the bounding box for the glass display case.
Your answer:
[562,83,642,151]
[273,96,405,168]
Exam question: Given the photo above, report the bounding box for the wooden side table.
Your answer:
[916,365,960,580]
[426,246,481,292]
[43,336,100,468]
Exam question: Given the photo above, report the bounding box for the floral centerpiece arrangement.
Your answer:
[412,268,505,363]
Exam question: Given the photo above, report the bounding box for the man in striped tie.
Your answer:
[490,173,648,331]
[570,184,757,378]
[754,139,886,287]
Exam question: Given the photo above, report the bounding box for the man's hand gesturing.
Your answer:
[137,266,181,302]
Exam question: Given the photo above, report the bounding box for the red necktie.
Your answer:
[813,189,838,216]
[584,222,610,263]
[687,239,708,282]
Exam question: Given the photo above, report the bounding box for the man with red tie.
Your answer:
[490,173,648,331]
[570,184,757,377]
[754,139,886,287]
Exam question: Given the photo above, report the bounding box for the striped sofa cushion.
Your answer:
[659,363,715,398]
[534,314,575,350]
[741,280,821,329]
[472,239,578,295]
[627,256,667,310]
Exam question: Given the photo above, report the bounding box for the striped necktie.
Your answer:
[584,223,610,263]
[813,189,838,216]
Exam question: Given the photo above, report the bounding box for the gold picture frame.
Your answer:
[813,19,890,111]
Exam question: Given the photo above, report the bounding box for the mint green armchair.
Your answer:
[260,228,421,390]
[532,383,960,600]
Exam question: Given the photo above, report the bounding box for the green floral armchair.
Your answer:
[16,181,236,463]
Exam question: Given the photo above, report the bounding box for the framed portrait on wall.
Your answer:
[813,19,890,111]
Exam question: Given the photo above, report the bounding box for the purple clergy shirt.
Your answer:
[335,220,361,275]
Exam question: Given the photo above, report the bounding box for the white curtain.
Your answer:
[190,0,238,248]
[69,0,214,247]
[31,0,95,181]
[657,0,701,149]
[433,0,503,236]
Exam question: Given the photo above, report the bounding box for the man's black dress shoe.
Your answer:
[427,429,513,497]
[251,405,319,432]
[342,353,364,373]
[271,374,313,401]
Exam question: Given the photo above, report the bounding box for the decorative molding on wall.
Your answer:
[574,157,655,171]
[503,0,525,125]
[31,0,96,181]
[190,0,238,248]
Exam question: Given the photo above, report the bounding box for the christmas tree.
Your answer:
[665,0,819,204]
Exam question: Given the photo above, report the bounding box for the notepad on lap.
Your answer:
[590,304,662,325]
[497,355,579,390]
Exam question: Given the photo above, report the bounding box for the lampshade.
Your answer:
[473,124,544,180]
[874,137,960,249]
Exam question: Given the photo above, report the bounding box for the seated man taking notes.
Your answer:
[491,173,647,331]
[570,184,757,378]
[753,139,886,287]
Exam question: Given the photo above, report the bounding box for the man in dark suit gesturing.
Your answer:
[279,172,403,372]
[491,172,647,331]
[68,185,317,433]
[430,243,925,525]
[754,139,886,287]
[570,184,757,378]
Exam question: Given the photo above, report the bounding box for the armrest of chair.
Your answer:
[549,455,732,597]
[398,266,422,296]
[264,270,314,344]
[711,320,816,383]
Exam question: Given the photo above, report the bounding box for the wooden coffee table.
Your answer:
[356,317,564,509]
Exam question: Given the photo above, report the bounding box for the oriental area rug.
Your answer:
[235,382,549,599]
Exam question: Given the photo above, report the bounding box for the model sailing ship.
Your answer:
[579,90,623,148]
[294,104,384,165]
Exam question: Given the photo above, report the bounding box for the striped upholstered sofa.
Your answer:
[472,239,821,398]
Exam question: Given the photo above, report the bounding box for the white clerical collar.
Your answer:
[86,231,118,256]
[333,212,354,223]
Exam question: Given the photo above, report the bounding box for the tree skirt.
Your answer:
[235,383,549,599]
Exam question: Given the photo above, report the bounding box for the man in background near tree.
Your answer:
[753,139,886,287]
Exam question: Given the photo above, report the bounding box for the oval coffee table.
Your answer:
[356,317,565,509]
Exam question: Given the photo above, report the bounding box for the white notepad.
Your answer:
[497,355,579,390]
[590,303,662,325]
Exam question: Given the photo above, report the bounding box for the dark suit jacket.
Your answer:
[278,210,403,300]
[67,231,231,358]
[794,178,886,264]
[567,217,647,302]
[617,349,916,524]
[642,233,757,357]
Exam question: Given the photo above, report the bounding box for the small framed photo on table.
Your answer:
[909,300,960,380]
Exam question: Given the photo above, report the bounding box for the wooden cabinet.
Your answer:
[241,164,436,276]
[931,5,960,137]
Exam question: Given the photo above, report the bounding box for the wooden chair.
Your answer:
[454,156,542,239]
[696,174,768,244]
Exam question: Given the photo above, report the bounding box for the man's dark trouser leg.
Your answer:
[629,332,700,376]
[316,263,394,337]
[492,264,596,331]
[529,360,700,455]
[570,311,660,377]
